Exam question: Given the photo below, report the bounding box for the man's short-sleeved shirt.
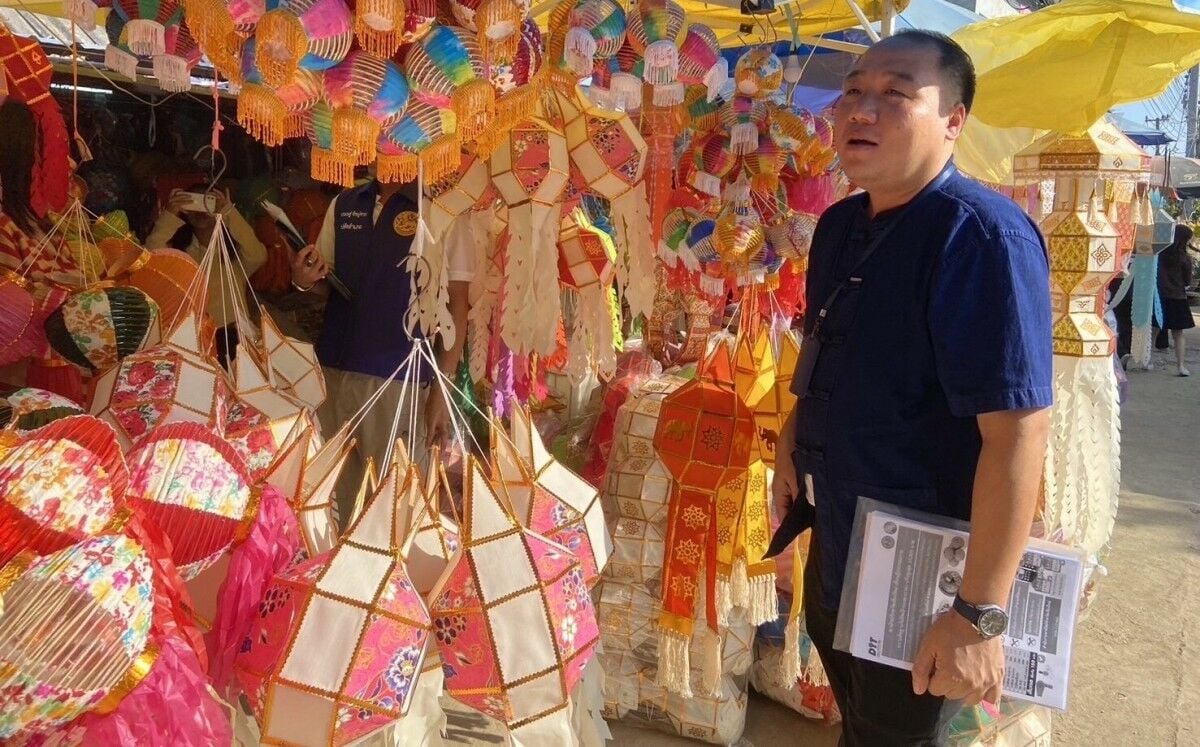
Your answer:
[788,165,1053,610]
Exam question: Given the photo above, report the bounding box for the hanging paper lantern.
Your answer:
[235,464,432,745]
[625,0,683,86]
[0,270,43,367]
[400,0,437,43]
[765,211,816,261]
[752,331,799,467]
[111,0,184,56]
[237,38,324,147]
[684,84,723,133]
[383,100,460,183]
[734,48,783,99]
[714,203,766,267]
[430,457,600,742]
[558,208,616,289]
[403,23,495,145]
[678,24,726,100]
[489,17,545,135]
[255,0,353,88]
[43,286,160,375]
[0,414,128,567]
[690,132,736,197]
[152,21,201,92]
[375,130,420,185]
[99,240,203,335]
[561,0,626,77]
[686,217,720,264]
[90,314,233,451]
[323,51,411,165]
[490,117,571,356]
[450,0,523,62]
[3,388,86,433]
[180,0,264,78]
[353,0,406,57]
[303,101,357,188]
[125,421,254,579]
[0,535,156,740]
[742,136,785,191]
[224,347,308,481]
[719,95,767,156]
[422,154,494,246]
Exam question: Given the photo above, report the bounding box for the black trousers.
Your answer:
[805,542,962,746]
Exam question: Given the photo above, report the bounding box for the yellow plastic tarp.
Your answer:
[952,0,1200,183]
[529,0,909,48]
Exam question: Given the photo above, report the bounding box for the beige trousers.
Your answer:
[317,367,427,527]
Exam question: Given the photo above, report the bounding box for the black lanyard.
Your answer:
[794,163,956,398]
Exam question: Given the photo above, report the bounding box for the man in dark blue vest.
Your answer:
[290,175,473,521]
[770,31,1052,745]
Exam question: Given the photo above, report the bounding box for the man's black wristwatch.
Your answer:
[952,595,1008,639]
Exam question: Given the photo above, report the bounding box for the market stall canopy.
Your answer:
[952,0,1200,184]
[530,0,910,48]
[1150,154,1200,198]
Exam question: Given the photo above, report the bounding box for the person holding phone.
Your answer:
[290,174,474,524]
[146,185,267,366]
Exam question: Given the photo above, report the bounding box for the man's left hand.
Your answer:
[911,607,1004,707]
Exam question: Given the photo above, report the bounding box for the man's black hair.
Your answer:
[885,29,977,113]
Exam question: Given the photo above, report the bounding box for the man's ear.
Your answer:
[946,103,968,142]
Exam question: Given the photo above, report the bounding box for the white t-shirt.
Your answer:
[314,195,476,283]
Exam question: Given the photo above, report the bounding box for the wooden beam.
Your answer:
[881,0,897,38]
[844,0,881,43]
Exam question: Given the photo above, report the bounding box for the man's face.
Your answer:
[832,42,966,193]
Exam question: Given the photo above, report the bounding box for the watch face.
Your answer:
[978,608,1008,638]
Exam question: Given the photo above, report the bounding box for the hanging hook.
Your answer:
[191,144,228,195]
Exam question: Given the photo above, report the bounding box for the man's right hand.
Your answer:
[771,448,799,522]
[291,245,328,289]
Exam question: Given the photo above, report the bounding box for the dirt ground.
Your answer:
[442,322,1200,746]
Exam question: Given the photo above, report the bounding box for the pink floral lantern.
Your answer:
[491,404,611,587]
[0,414,128,567]
[0,535,156,740]
[89,313,233,452]
[429,457,600,743]
[224,345,309,481]
[124,421,254,579]
[235,463,432,746]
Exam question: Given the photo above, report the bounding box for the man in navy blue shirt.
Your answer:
[770,30,1053,745]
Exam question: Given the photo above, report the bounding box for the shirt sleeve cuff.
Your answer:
[947,386,1054,417]
[447,271,475,283]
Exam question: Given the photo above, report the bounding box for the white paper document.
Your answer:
[841,508,1084,710]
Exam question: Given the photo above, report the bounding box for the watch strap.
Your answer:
[952,594,982,627]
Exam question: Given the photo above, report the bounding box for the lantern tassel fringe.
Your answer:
[701,626,722,697]
[378,152,419,184]
[420,136,463,184]
[237,85,288,147]
[255,10,306,88]
[655,630,693,698]
[311,148,357,188]
[333,109,381,166]
[354,0,405,58]
[452,80,497,144]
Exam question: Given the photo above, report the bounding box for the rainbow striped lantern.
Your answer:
[765,210,816,262]
[152,20,201,92]
[255,0,353,89]
[489,17,545,134]
[685,84,722,133]
[375,131,419,185]
[721,95,767,156]
[324,50,410,165]
[626,0,684,105]
[561,0,626,80]
[304,101,356,188]
[491,117,571,356]
[687,216,720,264]
[353,0,407,57]
[690,131,736,198]
[382,100,460,183]
[734,47,783,100]
[238,39,324,146]
[450,0,525,63]
[678,23,727,101]
[403,23,495,148]
[0,535,155,740]
[742,135,785,191]
[111,0,184,56]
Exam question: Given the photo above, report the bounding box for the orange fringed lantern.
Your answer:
[450,0,525,62]
[354,0,407,57]
[304,101,357,188]
[255,0,353,88]
[324,50,411,164]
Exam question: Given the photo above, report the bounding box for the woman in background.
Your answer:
[1157,223,1195,377]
